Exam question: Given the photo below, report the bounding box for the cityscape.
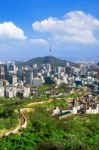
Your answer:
[0,0,99,150]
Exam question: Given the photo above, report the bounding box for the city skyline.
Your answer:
[0,0,99,61]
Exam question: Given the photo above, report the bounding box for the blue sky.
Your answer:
[0,0,99,61]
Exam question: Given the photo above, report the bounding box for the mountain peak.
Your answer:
[24,56,70,67]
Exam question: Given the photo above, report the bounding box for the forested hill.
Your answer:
[22,56,78,67]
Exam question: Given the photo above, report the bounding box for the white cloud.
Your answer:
[30,38,49,46]
[0,22,27,40]
[32,11,99,44]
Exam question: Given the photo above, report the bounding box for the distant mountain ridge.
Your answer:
[22,56,78,67]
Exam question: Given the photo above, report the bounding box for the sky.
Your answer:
[0,0,99,61]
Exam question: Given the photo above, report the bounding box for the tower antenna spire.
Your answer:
[49,45,52,56]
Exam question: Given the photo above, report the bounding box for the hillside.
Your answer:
[23,56,77,67]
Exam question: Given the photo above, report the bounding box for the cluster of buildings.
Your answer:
[0,60,99,98]
[72,97,99,115]
[52,94,99,117]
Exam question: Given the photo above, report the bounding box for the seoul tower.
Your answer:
[49,45,52,56]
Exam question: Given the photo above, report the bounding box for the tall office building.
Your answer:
[26,69,33,85]
[9,74,17,85]
[17,69,23,81]
[4,62,18,82]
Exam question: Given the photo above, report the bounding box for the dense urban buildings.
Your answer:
[0,57,99,114]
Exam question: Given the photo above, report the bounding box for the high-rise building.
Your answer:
[0,67,5,79]
[12,74,17,85]
[80,64,88,77]
[26,69,33,85]
[9,74,17,85]
[17,69,23,81]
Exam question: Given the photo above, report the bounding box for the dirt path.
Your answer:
[2,108,33,137]
[0,99,54,138]
[26,99,53,107]
[0,93,86,138]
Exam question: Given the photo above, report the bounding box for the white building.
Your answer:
[23,87,30,98]
[0,87,4,97]
[86,105,99,114]
[12,74,17,85]
[52,107,61,116]
[5,87,17,98]
[6,90,14,98]
[63,75,68,84]
[17,86,30,98]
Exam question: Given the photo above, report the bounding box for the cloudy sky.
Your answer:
[0,0,99,61]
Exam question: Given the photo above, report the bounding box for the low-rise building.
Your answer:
[17,87,30,98]
[33,78,43,87]
[5,87,17,98]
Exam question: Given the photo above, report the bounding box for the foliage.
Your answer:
[0,107,99,150]
[0,86,99,150]
[24,56,72,67]
[0,98,19,130]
